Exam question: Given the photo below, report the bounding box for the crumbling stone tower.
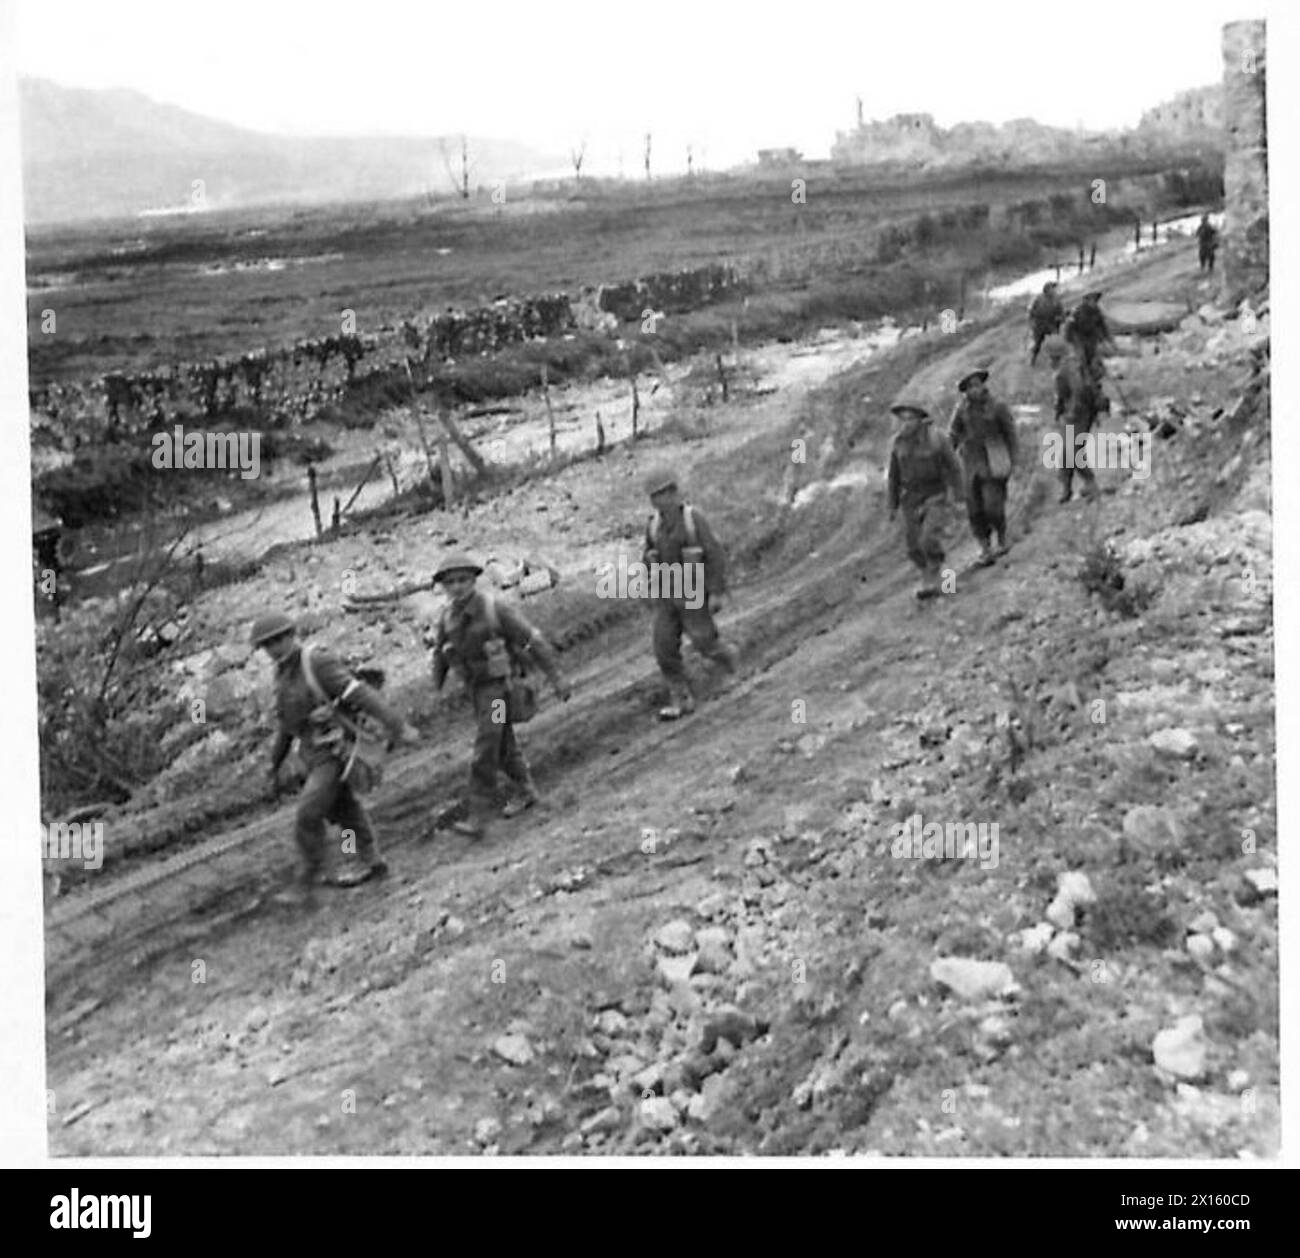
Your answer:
[1221,20,1268,301]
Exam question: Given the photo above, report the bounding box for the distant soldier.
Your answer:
[642,468,737,720]
[1027,281,1065,365]
[252,612,419,907]
[948,368,1019,565]
[32,503,65,616]
[1196,214,1219,272]
[1063,290,1114,373]
[886,403,965,600]
[430,554,571,838]
[1045,338,1099,504]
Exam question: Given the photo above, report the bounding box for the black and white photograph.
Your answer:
[1,0,1293,1194]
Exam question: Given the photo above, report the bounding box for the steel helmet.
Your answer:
[249,611,297,647]
[433,553,484,583]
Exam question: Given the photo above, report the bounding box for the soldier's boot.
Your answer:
[658,684,697,721]
[994,529,1009,557]
[914,559,943,601]
[713,643,738,675]
[502,774,541,818]
[975,538,997,567]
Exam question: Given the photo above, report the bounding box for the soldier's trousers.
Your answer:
[1029,325,1056,364]
[653,599,730,696]
[1199,245,1216,271]
[1059,415,1097,495]
[468,681,535,816]
[965,472,1009,545]
[295,759,381,877]
[902,494,952,571]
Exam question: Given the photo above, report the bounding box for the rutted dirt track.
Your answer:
[46,241,1277,1156]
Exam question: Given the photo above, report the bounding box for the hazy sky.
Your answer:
[11,0,1277,172]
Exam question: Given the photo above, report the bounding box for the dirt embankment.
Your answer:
[46,239,1274,1158]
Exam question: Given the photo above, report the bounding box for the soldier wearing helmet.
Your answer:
[1045,338,1100,503]
[642,468,736,720]
[251,612,419,906]
[429,554,571,838]
[1027,281,1065,366]
[886,403,965,600]
[1063,290,1114,373]
[948,367,1019,565]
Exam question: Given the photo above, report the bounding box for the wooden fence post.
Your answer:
[308,465,323,538]
[439,437,455,506]
[541,362,557,457]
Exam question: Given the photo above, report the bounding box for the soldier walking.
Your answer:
[1045,338,1100,504]
[886,403,965,600]
[642,469,736,720]
[1027,281,1065,366]
[1063,290,1114,374]
[948,368,1019,566]
[1195,214,1219,272]
[430,554,571,838]
[252,612,419,907]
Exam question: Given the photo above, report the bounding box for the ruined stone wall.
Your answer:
[1221,20,1268,300]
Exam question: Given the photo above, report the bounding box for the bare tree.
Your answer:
[686,143,694,178]
[571,138,587,182]
[644,132,652,181]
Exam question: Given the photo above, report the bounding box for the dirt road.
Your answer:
[46,240,1277,1157]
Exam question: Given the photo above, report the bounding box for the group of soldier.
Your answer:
[886,283,1115,600]
[248,469,736,906]
[245,271,1139,900]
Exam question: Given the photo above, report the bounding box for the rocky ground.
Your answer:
[44,239,1276,1157]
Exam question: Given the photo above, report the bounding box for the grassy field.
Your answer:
[25,152,1218,387]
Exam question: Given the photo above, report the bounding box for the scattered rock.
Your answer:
[1122,806,1183,852]
[692,942,732,976]
[654,920,696,954]
[1186,934,1215,961]
[570,931,594,951]
[930,957,1019,1002]
[594,1009,628,1036]
[492,1034,535,1067]
[698,1006,764,1052]
[1211,926,1238,953]
[1153,1016,1208,1080]
[639,1096,679,1132]
[1189,910,1220,934]
[1239,868,1278,902]
[1149,728,1199,760]
[580,1106,623,1136]
[687,1074,733,1124]
[657,954,697,987]
[243,1006,270,1032]
[474,1116,502,1144]
[1018,923,1055,954]
[1228,1069,1250,1092]
[1046,931,1079,961]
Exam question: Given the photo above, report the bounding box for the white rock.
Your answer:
[1045,897,1076,931]
[1228,1069,1250,1091]
[655,920,696,954]
[657,954,697,986]
[639,1096,679,1132]
[1019,923,1056,954]
[1047,931,1079,960]
[1149,728,1199,759]
[1211,926,1238,953]
[1058,871,1097,907]
[929,957,1019,1002]
[1186,934,1215,960]
[492,1034,535,1066]
[474,1116,502,1143]
[1189,910,1220,934]
[1244,868,1278,896]
[1153,1016,1208,1079]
